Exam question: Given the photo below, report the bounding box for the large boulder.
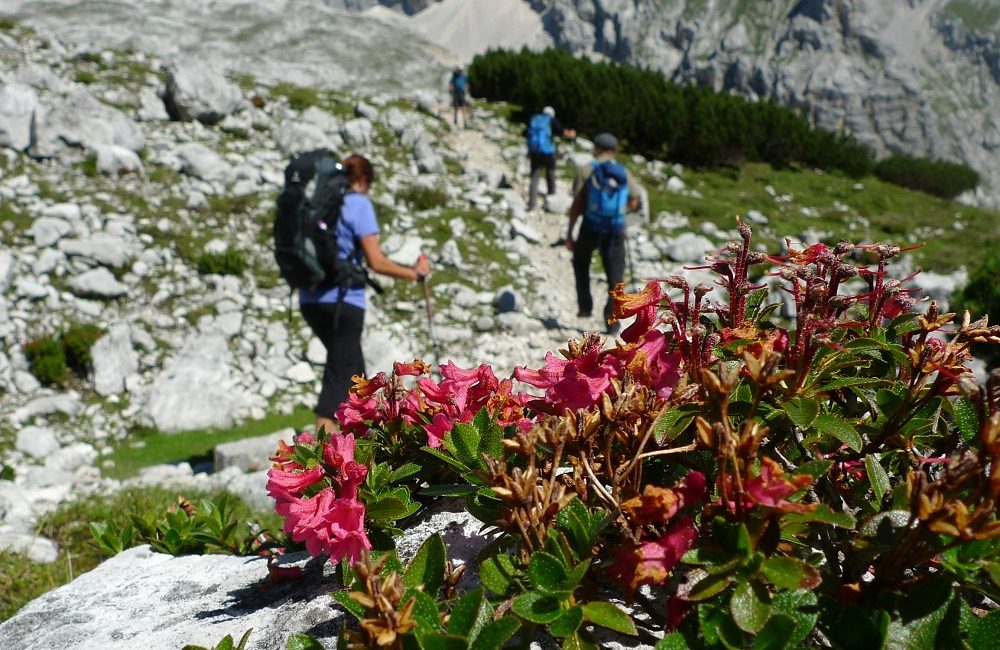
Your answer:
[30,89,144,158]
[162,59,242,125]
[176,142,233,185]
[141,334,251,432]
[0,82,38,151]
[91,322,139,397]
[0,545,344,649]
[67,267,128,298]
[59,234,132,268]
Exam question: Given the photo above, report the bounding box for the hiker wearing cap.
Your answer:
[524,106,576,210]
[299,154,431,434]
[449,66,470,129]
[565,132,640,334]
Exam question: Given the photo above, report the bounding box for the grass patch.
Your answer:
[103,406,314,480]
[0,485,281,622]
[639,161,1000,273]
[0,18,16,31]
[271,82,320,111]
[397,184,449,211]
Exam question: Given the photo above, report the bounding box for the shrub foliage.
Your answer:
[23,335,69,387]
[197,250,246,276]
[469,48,874,176]
[874,153,981,199]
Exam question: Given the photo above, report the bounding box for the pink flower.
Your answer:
[514,338,622,412]
[266,466,325,504]
[608,518,699,597]
[721,457,815,514]
[330,529,372,564]
[623,329,682,398]
[424,412,453,448]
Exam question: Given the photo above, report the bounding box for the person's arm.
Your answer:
[359,235,430,281]
[566,188,586,251]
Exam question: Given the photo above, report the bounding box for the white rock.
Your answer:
[92,322,139,396]
[275,120,334,156]
[214,428,295,473]
[15,277,49,300]
[163,58,241,125]
[0,526,59,563]
[664,232,716,263]
[136,87,169,121]
[59,234,131,268]
[67,267,128,297]
[0,250,13,292]
[285,361,316,383]
[16,425,61,459]
[31,89,144,158]
[29,217,72,247]
[0,82,39,151]
[746,209,768,225]
[665,176,687,192]
[176,142,233,185]
[306,338,326,365]
[93,143,144,176]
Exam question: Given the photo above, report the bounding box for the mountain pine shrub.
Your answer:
[61,323,104,376]
[197,250,246,276]
[23,335,69,387]
[874,153,981,199]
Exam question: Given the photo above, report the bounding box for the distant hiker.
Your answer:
[524,106,576,210]
[565,133,640,334]
[449,65,470,129]
[295,154,431,434]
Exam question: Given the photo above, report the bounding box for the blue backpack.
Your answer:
[527,113,555,155]
[451,72,467,92]
[583,160,629,233]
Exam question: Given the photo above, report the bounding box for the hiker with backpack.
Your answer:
[449,65,470,129]
[565,132,640,334]
[524,106,576,210]
[275,152,431,434]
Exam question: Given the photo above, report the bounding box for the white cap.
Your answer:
[543,106,555,117]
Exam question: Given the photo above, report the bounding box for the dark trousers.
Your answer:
[300,302,366,418]
[528,153,556,209]
[572,223,626,322]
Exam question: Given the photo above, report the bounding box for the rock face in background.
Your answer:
[513,0,1000,205]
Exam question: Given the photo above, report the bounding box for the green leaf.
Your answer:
[446,422,481,468]
[478,553,517,596]
[528,551,569,593]
[421,446,471,472]
[816,376,884,392]
[653,407,696,444]
[772,590,818,647]
[468,617,520,650]
[761,557,821,590]
[969,610,1000,649]
[786,503,856,529]
[364,497,413,523]
[655,633,691,650]
[389,463,422,482]
[473,408,504,460]
[0,464,15,481]
[865,454,891,504]
[985,561,1000,588]
[404,533,446,597]
[447,589,489,637]
[794,459,833,479]
[561,631,599,650]
[783,397,819,429]
[286,634,325,650]
[511,591,563,624]
[406,589,442,632]
[813,414,863,451]
[419,484,480,497]
[464,490,502,526]
[581,602,637,635]
[415,632,468,650]
[752,614,795,650]
[332,590,366,620]
[730,582,771,634]
[550,606,584,637]
[953,397,980,443]
[687,572,735,601]
[565,559,591,590]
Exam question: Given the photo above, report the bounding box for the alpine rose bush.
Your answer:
[271,221,1000,649]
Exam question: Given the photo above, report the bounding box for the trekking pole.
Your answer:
[417,255,442,373]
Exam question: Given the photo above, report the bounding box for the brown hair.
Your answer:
[341,154,375,187]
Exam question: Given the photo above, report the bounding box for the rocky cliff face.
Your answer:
[502,0,1000,205]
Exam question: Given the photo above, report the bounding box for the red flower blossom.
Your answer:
[514,338,622,412]
[266,465,325,505]
[621,472,706,526]
[721,457,815,514]
[608,517,699,597]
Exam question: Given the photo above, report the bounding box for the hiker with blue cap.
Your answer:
[565,132,640,334]
[524,106,576,209]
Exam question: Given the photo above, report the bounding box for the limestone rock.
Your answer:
[92,322,139,396]
[142,334,251,433]
[15,425,60,459]
[664,232,715,263]
[67,267,128,298]
[0,82,38,151]
[30,89,144,158]
[214,428,295,473]
[163,58,241,125]
[176,142,233,185]
[59,234,132,268]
